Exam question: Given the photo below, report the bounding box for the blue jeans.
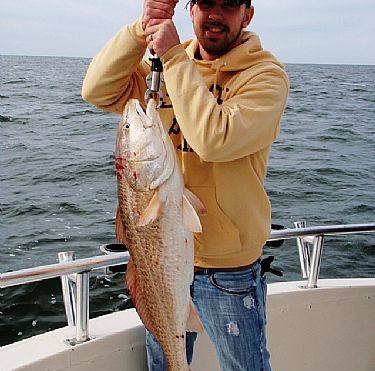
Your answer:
[146,261,272,371]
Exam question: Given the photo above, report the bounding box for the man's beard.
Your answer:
[195,21,243,58]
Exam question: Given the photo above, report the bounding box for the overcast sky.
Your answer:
[1,0,374,65]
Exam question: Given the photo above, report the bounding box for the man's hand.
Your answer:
[142,0,179,31]
[145,19,180,57]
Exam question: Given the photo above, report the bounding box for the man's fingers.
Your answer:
[144,0,177,19]
[143,0,180,53]
[146,18,169,29]
[142,0,177,30]
[145,19,180,57]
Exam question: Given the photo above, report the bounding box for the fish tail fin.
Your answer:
[115,206,127,244]
[137,190,165,227]
[186,299,204,333]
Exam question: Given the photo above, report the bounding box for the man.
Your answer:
[82,0,289,369]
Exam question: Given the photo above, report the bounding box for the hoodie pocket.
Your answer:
[191,186,242,257]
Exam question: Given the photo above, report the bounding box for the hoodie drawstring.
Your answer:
[213,61,226,99]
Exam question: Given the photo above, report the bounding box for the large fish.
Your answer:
[115,98,204,371]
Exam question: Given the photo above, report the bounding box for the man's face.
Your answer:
[190,0,254,60]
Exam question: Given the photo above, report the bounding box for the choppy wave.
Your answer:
[0,114,14,122]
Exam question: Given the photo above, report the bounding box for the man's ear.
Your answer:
[242,6,254,28]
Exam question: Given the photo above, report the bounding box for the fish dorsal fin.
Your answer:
[186,299,204,333]
[183,188,206,216]
[137,191,165,227]
[126,257,158,336]
[183,194,203,233]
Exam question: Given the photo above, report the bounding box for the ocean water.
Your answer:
[0,55,374,346]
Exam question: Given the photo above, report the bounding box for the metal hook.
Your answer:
[145,54,164,107]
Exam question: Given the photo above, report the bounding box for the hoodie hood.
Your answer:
[183,31,284,72]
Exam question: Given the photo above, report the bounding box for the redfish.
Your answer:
[115,98,204,371]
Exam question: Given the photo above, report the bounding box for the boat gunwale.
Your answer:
[1,222,374,288]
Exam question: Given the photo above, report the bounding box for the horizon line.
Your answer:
[1,53,374,67]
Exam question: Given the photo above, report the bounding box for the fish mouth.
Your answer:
[123,149,165,164]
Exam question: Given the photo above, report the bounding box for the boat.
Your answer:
[1,222,374,371]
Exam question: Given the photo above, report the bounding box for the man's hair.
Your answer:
[188,0,253,8]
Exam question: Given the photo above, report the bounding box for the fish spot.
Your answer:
[226,321,240,336]
[243,295,255,309]
[115,159,125,180]
[116,162,125,170]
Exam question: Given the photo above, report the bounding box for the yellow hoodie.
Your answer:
[82,19,289,268]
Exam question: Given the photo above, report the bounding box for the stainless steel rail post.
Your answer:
[65,270,91,346]
[58,252,76,326]
[307,235,325,288]
[58,252,91,345]
[294,221,311,278]
[75,271,90,343]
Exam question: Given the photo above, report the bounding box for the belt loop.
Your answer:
[203,268,210,275]
[252,262,257,283]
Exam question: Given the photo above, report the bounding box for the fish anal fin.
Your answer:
[186,299,204,333]
[183,195,203,233]
[115,206,127,244]
[137,191,164,227]
[183,188,206,216]
[126,258,158,336]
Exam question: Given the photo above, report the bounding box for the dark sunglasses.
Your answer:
[190,0,252,11]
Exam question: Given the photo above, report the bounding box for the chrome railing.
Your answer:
[0,251,130,288]
[0,251,130,345]
[1,222,374,344]
[267,222,375,288]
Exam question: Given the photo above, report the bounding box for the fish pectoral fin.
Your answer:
[126,258,157,336]
[115,206,127,244]
[186,299,204,333]
[183,194,203,233]
[137,191,165,227]
[183,188,206,216]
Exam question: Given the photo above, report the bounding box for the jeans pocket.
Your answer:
[209,270,256,295]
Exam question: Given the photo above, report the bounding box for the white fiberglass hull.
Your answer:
[2,278,374,371]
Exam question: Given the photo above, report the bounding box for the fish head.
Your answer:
[115,99,172,191]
